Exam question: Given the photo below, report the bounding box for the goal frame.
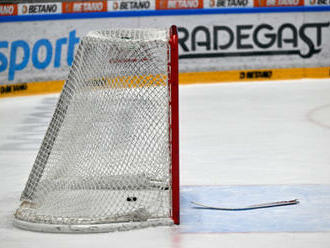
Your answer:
[13,26,180,232]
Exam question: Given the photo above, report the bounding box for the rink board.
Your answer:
[181,185,330,233]
[2,66,330,98]
[1,6,330,91]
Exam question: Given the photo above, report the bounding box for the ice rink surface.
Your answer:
[1,79,330,247]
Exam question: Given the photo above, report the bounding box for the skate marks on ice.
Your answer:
[306,103,330,130]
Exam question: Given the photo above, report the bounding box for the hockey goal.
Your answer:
[14,26,179,233]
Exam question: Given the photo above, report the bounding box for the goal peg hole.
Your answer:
[127,196,137,202]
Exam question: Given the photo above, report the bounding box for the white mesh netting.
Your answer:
[14,28,175,233]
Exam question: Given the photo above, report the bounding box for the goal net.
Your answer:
[14,26,179,233]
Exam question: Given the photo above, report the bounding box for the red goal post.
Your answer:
[169,25,180,225]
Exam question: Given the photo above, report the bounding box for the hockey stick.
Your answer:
[191,199,299,211]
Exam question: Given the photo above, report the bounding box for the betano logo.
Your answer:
[178,23,330,60]
[112,0,152,10]
[0,4,17,16]
[209,0,250,7]
[255,0,304,7]
[170,0,200,8]
[156,0,202,9]
[0,31,80,81]
[73,2,103,12]
[62,1,106,13]
[20,3,59,14]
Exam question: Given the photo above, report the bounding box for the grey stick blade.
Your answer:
[191,199,299,211]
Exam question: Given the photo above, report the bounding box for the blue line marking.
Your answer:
[0,7,330,23]
[181,185,330,233]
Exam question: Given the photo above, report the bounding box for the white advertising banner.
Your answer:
[107,0,156,11]
[204,0,253,8]
[17,3,62,15]
[0,11,329,84]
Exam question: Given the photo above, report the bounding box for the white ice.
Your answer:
[1,79,330,247]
